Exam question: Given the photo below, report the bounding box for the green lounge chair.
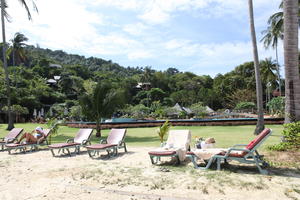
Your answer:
[48,128,93,157]
[0,128,24,150]
[86,128,127,158]
[187,128,272,174]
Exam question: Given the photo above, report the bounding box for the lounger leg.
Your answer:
[123,143,127,152]
[217,158,221,171]
[175,155,180,165]
[87,150,93,158]
[254,157,267,175]
[188,155,199,169]
[50,149,56,157]
[66,148,71,156]
[150,155,155,164]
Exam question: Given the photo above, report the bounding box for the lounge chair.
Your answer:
[6,129,52,154]
[86,128,127,158]
[187,128,272,174]
[48,128,93,157]
[0,128,24,150]
[148,130,191,165]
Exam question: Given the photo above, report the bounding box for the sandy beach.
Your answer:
[0,146,299,200]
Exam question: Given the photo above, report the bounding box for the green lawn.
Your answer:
[0,123,284,149]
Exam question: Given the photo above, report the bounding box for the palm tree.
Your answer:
[283,0,300,123]
[0,0,37,130]
[260,58,278,106]
[248,0,265,134]
[79,81,125,137]
[261,0,300,96]
[260,25,283,96]
[9,32,28,66]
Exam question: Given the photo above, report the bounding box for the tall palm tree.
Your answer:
[283,0,300,123]
[248,0,264,134]
[261,0,300,96]
[0,0,37,130]
[260,25,283,96]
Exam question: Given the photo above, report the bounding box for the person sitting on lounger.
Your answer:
[17,127,46,144]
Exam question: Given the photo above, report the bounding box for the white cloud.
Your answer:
[1,0,284,77]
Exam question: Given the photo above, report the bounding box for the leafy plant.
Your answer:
[46,118,64,144]
[267,96,285,116]
[235,101,256,110]
[267,121,300,151]
[157,120,171,143]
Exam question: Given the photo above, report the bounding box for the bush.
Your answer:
[267,97,284,117]
[267,121,300,151]
[235,102,256,110]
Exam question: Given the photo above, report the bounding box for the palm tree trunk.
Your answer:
[275,45,282,96]
[248,0,264,134]
[95,118,101,137]
[283,0,300,123]
[1,0,14,130]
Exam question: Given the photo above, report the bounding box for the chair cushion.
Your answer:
[218,151,245,158]
[6,143,35,147]
[48,143,78,148]
[186,151,195,155]
[246,128,271,150]
[148,150,177,156]
[86,144,116,150]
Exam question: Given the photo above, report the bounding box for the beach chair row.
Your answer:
[1,128,127,159]
[1,127,272,174]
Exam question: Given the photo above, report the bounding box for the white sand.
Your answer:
[0,146,299,200]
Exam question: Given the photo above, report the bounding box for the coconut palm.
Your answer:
[260,0,300,96]
[248,0,265,134]
[283,0,300,123]
[9,32,28,66]
[1,0,37,130]
[79,81,125,137]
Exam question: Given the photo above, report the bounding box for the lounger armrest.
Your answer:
[37,137,46,144]
[81,139,90,145]
[232,144,247,147]
[100,139,107,144]
[66,138,74,143]
[6,138,16,143]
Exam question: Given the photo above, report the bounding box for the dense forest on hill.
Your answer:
[0,42,291,123]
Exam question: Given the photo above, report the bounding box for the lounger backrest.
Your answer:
[166,130,191,150]
[74,129,93,144]
[43,129,52,138]
[107,129,127,144]
[246,128,272,151]
[4,128,23,142]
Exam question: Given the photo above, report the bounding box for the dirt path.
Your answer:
[0,147,299,200]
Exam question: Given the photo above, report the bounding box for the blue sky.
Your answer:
[4,0,284,77]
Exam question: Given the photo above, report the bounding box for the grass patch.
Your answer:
[0,123,284,149]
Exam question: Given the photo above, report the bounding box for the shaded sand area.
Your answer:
[0,147,299,200]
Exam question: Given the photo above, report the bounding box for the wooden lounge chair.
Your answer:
[0,128,24,150]
[86,128,127,158]
[187,128,272,174]
[148,130,191,165]
[6,129,52,154]
[48,128,93,157]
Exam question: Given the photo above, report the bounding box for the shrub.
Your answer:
[267,121,300,151]
[267,97,285,117]
[235,102,256,110]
